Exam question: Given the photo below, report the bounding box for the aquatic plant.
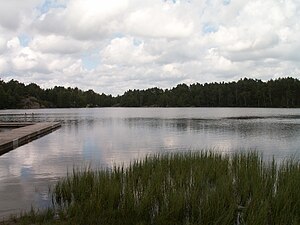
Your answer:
[51,151,300,225]
[3,151,300,225]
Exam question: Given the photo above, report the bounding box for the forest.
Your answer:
[0,77,299,109]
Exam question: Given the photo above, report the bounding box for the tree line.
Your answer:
[0,77,299,109]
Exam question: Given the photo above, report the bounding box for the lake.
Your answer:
[0,107,300,218]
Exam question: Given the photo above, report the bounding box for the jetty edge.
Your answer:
[0,122,61,155]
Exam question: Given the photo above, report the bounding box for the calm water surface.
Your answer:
[0,108,300,218]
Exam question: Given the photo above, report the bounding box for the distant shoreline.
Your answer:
[1,77,300,109]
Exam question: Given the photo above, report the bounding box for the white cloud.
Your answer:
[101,37,157,66]
[12,47,40,71]
[0,35,7,53]
[30,35,90,54]
[0,57,9,73]
[205,48,235,72]
[34,0,129,39]
[124,2,194,39]
[7,37,21,50]
[0,0,300,95]
[0,0,41,30]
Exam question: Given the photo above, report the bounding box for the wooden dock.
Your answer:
[0,122,61,155]
[0,122,34,128]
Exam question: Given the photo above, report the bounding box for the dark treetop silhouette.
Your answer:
[0,77,299,109]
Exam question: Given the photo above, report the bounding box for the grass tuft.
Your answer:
[2,151,300,225]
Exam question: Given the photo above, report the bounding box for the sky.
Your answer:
[0,0,300,95]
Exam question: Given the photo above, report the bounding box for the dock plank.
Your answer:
[0,122,34,128]
[0,122,61,155]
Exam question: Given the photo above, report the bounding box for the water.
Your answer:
[0,108,300,218]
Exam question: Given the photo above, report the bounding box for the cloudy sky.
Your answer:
[0,0,299,95]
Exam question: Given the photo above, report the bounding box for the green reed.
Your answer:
[3,151,300,225]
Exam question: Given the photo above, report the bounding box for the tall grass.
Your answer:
[50,151,300,225]
[3,151,300,225]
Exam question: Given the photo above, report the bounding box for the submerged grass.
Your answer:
[2,151,300,225]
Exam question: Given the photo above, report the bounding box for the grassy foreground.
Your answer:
[2,151,300,225]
